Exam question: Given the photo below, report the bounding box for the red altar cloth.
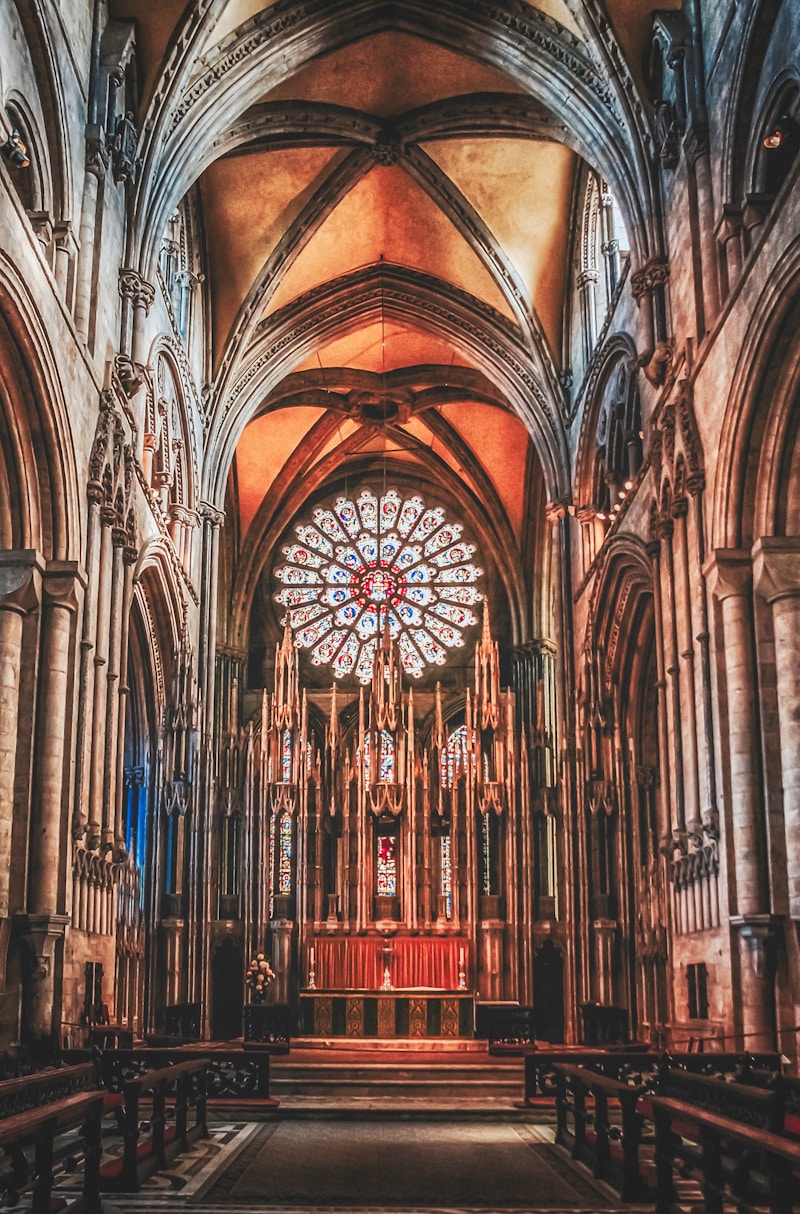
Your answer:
[314,936,462,990]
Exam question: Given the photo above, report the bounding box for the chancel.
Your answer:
[0,0,799,1208]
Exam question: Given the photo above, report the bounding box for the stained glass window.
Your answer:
[377,834,397,896]
[379,730,395,782]
[442,724,471,787]
[441,834,453,920]
[482,812,492,896]
[279,814,293,895]
[282,729,292,782]
[269,813,276,918]
[275,489,483,683]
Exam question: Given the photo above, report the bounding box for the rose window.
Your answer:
[274,488,484,683]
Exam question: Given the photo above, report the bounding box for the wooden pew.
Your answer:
[101,1056,208,1192]
[553,1062,646,1201]
[0,1090,104,1214]
[651,1094,800,1214]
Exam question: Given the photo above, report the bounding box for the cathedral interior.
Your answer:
[1,2,800,1193]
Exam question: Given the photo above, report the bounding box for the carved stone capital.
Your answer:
[545,498,570,525]
[198,502,226,528]
[752,537,800,603]
[42,562,84,613]
[118,268,155,313]
[703,549,752,601]
[19,913,70,973]
[0,552,43,614]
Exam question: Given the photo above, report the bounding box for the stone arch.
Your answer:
[204,265,570,513]
[3,91,53,218]
[713,235,800,549]
[0,253,78,561]
[573,333,640,571]
[131,0,658,282]
[746,70,800,205]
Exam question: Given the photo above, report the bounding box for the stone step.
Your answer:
[270,1054,525,1101]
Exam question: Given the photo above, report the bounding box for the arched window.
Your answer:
[751,79,800,203]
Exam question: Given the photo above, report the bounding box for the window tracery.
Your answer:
[274,488,483,683]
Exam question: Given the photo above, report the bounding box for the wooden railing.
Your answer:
[553,1062,645,1201]
[0,1063,97,1120]
[523,1050,782,1102]
[0,1091,104,1214]
[90,1047,278,1105]
[103,1057,208,1192]
[652,1095,800,1214]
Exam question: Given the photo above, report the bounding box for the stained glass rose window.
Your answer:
[274,488,484,683]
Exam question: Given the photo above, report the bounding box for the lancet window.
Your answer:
[377,834,398,896]
[278,814,293,895]
[441,835,453,919]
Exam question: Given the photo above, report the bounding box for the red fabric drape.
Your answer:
[315,937,462,990]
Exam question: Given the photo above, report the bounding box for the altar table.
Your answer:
[299,991,475,1038]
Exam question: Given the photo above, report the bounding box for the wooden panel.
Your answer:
[377,998,395,1037]
[346,997,365,1037]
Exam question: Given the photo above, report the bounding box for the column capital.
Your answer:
[702,549,752,600]
[545,498,571,525]
[42,561,86,613]
[198,502,225,527]
[0,551,44,613]
[752,536,800,602]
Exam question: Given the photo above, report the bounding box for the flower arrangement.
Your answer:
[245,953,275,1002]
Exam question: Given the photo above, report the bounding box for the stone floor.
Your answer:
[74,1113,660,1214]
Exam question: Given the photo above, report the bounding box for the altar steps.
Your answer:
[267,1044,531,1116]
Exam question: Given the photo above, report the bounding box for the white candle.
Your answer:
[459,946,465,968]
[310,946,315,969]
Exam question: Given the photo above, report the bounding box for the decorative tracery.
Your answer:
[274,489,483,683]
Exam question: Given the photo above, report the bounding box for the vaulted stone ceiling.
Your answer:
[109,0,677,660]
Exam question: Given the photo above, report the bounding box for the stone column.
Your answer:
[197,504,224,1037]
[0,558,41,987]
[88,507,114,849]
[577,269,599,365]
[753,538,800,919]
[29,569,81,915]
[671,496,702,838]
[658,515,686,838]
[102,526,126,851]
[113,544,138,856]
[600,190,620,298]
[74,135,107,341]
[705,550,775,1047]
[24,567,81,1042]
[684,127,720,331]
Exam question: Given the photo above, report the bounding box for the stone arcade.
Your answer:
[0,0,799,1078]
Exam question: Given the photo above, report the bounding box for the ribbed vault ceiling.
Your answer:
[107,1,678,659]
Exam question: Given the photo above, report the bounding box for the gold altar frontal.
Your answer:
[299,991,475,1038]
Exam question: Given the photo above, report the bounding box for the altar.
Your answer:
[299,991,475,1038]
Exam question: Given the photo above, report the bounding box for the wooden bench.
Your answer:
[0,1090,104,1214]
[651,1094,800,1214]
[100,1057,208,1192]
[553,1062,646,1201]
